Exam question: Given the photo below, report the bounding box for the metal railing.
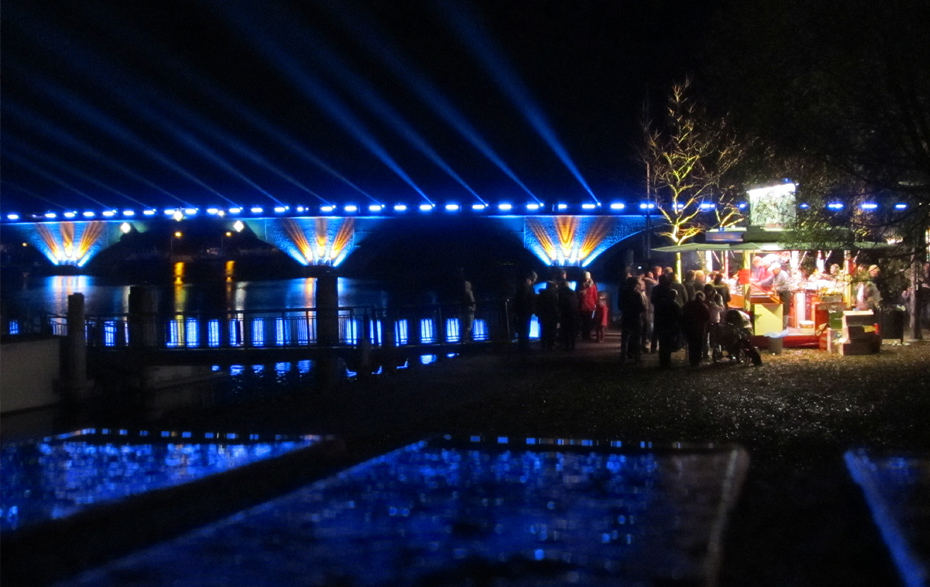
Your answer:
[1,302,512,351]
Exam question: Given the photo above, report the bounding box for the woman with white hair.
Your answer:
[577,271,598,341]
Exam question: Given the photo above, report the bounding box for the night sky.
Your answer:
[1,0,711,216]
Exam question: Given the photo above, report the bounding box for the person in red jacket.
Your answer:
[577,271,599,341]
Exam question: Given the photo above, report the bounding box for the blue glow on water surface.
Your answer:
[0,429,324,532]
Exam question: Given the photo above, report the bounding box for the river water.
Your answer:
[1,273,396,318]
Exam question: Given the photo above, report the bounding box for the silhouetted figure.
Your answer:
[681,291,711,367]
[460,280,475,342]
[618,276,645,363]
[558,276,578,350]
[513,271,537,351]
[713,272,731,306]
[650,273,673,352]
[536,280,560,351]
[654,289,682,368]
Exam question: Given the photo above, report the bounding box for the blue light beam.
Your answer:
[5,130,150,208]
[320,0,542,204]
[216,2,434,205]
[3,100,190,208]
[436,3,599,203]
[278,10,487,204]
[6,61,238,206]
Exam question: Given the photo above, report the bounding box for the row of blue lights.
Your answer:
[3,200,910,222]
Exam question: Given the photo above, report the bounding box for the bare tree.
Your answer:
[642,79,747,274]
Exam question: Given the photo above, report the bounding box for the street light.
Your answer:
[221,231,233,253]
[170,231,182,256]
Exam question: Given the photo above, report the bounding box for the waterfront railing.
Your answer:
[2,303,512,351]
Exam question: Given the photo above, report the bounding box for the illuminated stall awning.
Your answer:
[652,241,889,253]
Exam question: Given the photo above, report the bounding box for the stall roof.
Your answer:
[652,241,889,253]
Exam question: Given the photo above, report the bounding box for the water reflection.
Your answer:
[1,276,390,317]
[0,429,324,532]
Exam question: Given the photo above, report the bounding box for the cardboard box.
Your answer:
[839,337,881,355]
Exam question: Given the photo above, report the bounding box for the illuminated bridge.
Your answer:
[1,202,653,270]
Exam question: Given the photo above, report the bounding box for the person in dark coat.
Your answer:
[557,277,578,350]
[681,291,711,367]
[653,288,682,368]
[513,271,537,351]
[712,272,731,306]
[682,270,697,303]
[650,273,673,352]
[618,276,646,363]
[536,279,560,351]
[666,268,688,306]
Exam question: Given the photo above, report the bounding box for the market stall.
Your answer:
[652,240,888,352]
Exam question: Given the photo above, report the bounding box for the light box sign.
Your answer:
[748,183,796,230]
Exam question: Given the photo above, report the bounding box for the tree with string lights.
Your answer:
[641,78,748,275]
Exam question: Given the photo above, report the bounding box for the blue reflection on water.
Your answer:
[0,429,322,532]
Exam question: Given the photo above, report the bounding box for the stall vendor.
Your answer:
[751,256,771,283]
[855,265,882,312]
[759,263,793,328]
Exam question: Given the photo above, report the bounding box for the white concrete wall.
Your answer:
[1,338,61,414]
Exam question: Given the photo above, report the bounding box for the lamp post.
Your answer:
[221,231,232,255]
[170,231,182,256]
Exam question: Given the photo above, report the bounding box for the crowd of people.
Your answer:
[618,266,733,368]
[513,265,733,368]
[510,255,930,364]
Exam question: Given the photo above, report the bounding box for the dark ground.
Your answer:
[5,333,930,586]
[147,332,930,587]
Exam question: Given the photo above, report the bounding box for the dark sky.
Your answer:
[0,0,712,215]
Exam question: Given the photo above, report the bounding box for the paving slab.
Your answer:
[57,436,749,587]
[845,450,930,587]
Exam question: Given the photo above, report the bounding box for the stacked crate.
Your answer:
[837,310,881,355]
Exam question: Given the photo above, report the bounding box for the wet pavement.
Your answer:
[56,437,750,587]
[2,332,929,586]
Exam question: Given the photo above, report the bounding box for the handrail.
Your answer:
[3,300,512,351]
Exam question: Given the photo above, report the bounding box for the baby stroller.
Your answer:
[709,309,763,365]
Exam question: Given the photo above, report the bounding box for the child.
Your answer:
[593,294,609,342]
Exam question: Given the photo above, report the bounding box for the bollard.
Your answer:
[128,286,160,348]
[316,272,339,346]
[382,312,397,373]
[355,312,372,379]
[63,293,90,400]
[315,271,342,389]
